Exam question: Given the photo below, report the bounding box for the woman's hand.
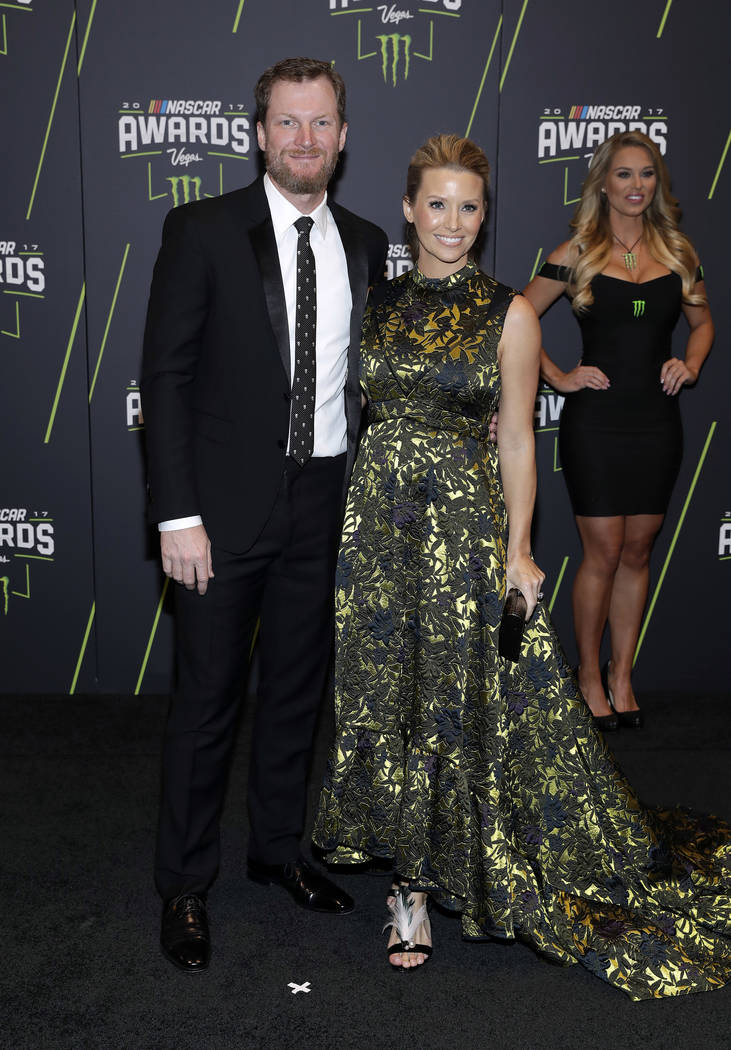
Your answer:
[506,553,546,620]
[552,362,610,393]
[488,412,498,443]
[661,357,696,395]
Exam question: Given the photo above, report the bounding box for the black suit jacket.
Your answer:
[141,177,388,553]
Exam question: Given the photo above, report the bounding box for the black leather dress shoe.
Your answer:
[160,893,211,973]
[247,856,354,914]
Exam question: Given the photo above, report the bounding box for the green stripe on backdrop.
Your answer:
[708,129,731,200]
[1,300,20,338]
[27,10,76,220]
[499,0,529,93]
[11,563,30,599]
[657,0,673,38]
[553,437,562,471]
[44,282,86,444]
[414,21,434,61]
[88,244,131,403]
[548,556,569,614]
[135,578,170,694]
[563,166,581,205]
[70,602,95,695]
[232,0,246,33]
[76,0,98,75]
[633,421,717,665]
[465,15,502,137]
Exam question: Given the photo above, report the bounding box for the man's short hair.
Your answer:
[254,57,346,126]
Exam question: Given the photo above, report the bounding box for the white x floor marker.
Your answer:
[288,981,311,995]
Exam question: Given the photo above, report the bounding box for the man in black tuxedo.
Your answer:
[142,57,388,973]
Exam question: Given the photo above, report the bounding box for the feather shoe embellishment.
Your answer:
[383,885,428,949]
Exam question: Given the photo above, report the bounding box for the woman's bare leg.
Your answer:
[607,513,664,712]
[573,515,625,716]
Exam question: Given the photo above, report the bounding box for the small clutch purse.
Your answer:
[498,588,527,662]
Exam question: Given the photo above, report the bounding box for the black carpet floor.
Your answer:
[3,691,730,1050]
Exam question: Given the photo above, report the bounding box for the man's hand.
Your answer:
[161,525,213,595]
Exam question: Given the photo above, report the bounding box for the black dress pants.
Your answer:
[154,454,346,900]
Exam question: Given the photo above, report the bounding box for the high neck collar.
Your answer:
[410,259,477,290]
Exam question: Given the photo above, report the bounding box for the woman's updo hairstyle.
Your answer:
[404,133,490,262]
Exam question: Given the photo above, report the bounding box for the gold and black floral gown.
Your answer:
[312,261,731,1000]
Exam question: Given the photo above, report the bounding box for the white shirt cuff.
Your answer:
[158,515,203,531]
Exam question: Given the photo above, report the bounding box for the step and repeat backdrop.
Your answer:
[1,0,729,693]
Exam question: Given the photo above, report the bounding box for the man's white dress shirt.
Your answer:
[159,173,353,533]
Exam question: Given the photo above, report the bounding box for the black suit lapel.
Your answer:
[249,211,291,384]
[246,193,370,394]
[332,205,369,350]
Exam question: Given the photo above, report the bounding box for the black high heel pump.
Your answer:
[602,661,643,729]
[577,664,618,731]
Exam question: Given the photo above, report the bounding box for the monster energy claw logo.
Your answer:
[632,299,646,317]
[168,175,202,207]
[377,33,411,85]
[331,3,461,88]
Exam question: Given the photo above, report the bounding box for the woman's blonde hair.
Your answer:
[566,131,704,312]
[404,133,489,262]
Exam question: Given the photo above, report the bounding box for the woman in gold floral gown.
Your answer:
[312,134,730,998]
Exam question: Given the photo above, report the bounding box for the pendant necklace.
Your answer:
[613,233,642,272]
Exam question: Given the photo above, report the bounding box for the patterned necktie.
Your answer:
[289,216,317,466]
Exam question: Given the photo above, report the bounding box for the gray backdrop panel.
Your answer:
[1,0,728,693]
[1,1,95,692]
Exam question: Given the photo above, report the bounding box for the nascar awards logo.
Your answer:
[0,507,54,615]
[538,105,669,204]
[328,0,463,86]
[0,239,45,294]
[0,508,54,557]
[534,383,564,432]
[117,98,250,206]
[126,380,143,431]
[386,243,413,281]
[1,239,45,340]
[1,0,33,57]
[719,512,731,559]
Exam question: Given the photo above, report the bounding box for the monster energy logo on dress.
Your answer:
[632,299,646,317]
[377,34,411,85]
[168,175,202,207]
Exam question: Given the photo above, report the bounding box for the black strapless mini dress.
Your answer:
[539,263,686,516]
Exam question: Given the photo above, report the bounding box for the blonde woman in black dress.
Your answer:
[523,131,713,729]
